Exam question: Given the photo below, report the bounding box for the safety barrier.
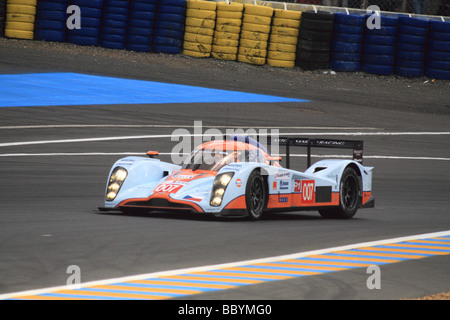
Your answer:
[1,0,449,80]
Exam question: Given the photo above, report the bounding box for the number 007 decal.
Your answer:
[154,184,183,194]
[302,180,315,203]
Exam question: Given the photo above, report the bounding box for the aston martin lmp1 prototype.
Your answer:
[99,135,374,219]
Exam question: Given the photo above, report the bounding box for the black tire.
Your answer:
[245,170,267,220]
[319,167,360,219]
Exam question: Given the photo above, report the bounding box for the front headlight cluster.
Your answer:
[106,166,128,201]
[210,172,234,207]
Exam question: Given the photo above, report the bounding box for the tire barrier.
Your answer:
[0,0,6,37]
[395,17,429,77]
[67,0,103,46]
[426,20,450,80]
[361,15,398,75]
[183,0,217,58]
[238,3,273,66]
[330,12,365,72]
[211,1,243,61]
[152,0,187,54]
[100,0,129,50]
[34,0,68,43]
[267,9,302,68]
[126,0,157,52]
[5,0,37,40]
[296,11,334,70]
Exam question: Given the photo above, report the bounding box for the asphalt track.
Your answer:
[0,39,449,300]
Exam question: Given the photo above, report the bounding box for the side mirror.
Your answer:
[146,151,159,158]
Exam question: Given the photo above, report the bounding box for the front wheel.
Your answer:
[319,167,360,219]
[245,170,267,220]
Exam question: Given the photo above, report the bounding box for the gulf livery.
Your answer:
[99,135,374,219]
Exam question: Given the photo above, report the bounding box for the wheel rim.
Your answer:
[341,175,358,210]
[249,177,264,215]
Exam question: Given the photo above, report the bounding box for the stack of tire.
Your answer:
[1,0,6,37]
[395,17,429,78]
[5,0,37,40]
[67,0,103,46]
[34,0,68,43]
[330,12,365,72]
[152,0,187,54]
[183,0,217,58]
[211,1,243,61]
[361,15,398,75]
[296,11,334,70]
[267,9,302,68]
[100,0,129,50]
[425,20,450,80]
[238,4,274,66]
[126,0,157,52]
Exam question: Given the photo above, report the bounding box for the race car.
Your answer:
[99,135,374,219]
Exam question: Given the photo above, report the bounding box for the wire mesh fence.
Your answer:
[272,0,450,16]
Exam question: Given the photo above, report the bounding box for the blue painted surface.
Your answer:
[0,73,307,107]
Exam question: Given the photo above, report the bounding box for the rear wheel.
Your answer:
[319,167,360,219]
[245,170,267,220]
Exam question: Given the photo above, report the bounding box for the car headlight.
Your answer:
[106,166,128,201]
[210,172,234,207]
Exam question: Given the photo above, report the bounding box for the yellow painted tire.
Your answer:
[274,9,302,20]
[269,34,298,45]
[211,52,237,61]
[267,51,296,61]
[267,58,295,68]
[214,24,240,33]
[217,2,243,12]
[186,9,216,20]
[184,26,215,36]
[216,10,242,19]
[272,17,301,29]
[239,47,267,58]
[239,38,268,50]
[6,13,35,23]
[212,45,238,54]
[213,37,239,47]
[271,26,299,37]
[185,17,215,28]
[6,4,36,15]
[243,14,272,25]
[6,21,34,31]
[268,42,297,53]
[213,31,240,40]
[184,32,213,45]
[242,22,271,34]
[183,49,211,58]
[237,54,266,65]
[7,0,37,5]
[240,30,269,41]
[243,4,273,17]
[186,0,217,11]
[184,41,212,53]
[5,29,34,39]
[215,17,242,27]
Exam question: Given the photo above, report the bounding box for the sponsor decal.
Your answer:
[302,180,315,203]
[236,179,242,187]
[279,180,289,190]
[154,183,184,194]
[279,197,288,203]
[272,181,277,190]
[173,174,195,179]
[294,180,302,193]
[183,195,202,202]
[274,171,290,180]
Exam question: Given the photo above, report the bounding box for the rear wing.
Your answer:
[267,137,364,169]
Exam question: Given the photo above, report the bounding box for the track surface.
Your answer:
[0,39,449,299]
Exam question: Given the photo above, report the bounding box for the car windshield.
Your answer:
[182,148,266,171]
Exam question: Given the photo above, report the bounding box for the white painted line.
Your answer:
[0,230,449,300]
[1,131,449,148]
